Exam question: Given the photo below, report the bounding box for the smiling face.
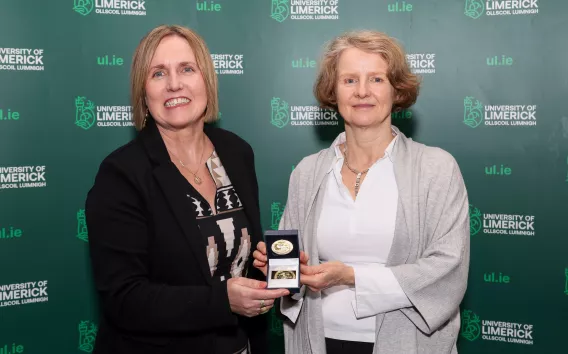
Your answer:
[144,35,208,130]
[335,47,395,129]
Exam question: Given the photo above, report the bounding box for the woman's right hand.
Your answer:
[252,242,269,276]
[253,241,309,276]
[227,277,289,317]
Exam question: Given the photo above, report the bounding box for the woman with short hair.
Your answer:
[254,30,470,354]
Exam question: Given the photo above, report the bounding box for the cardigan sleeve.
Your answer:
[390,156,470,334]
[350,265,412,318]
[86,158,238,334]
[279,164,308,324]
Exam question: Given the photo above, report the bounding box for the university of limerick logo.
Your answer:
[460,310,481,341]
[75,96,96,130]
[270,202,285,230]
[271,97,289,128]
[78,320,98,353]
[464,0,484,19]
[469,204,482,236]
[464,96,483,128]
[73,0,94,16]
[271,0,290,22]
[77,209,88,242]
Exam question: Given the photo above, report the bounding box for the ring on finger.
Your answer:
[260,306,270,314]
[260,299,265,308]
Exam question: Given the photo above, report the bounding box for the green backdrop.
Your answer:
[1,0,567,353]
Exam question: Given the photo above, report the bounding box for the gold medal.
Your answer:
[274,270,296,279]
[271,239,293,255]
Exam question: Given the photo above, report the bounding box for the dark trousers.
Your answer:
[325,337,374,354]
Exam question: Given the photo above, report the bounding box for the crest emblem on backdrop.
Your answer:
[271,98,290,128]
[73,0,95,16]
[464,97,483,128]
[271,0,290,22]
[464,0,485,19]
[75,97,96,130]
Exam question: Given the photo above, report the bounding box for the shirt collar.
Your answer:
[331,128,399,164]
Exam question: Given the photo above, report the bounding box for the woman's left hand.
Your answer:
[300,261,354,292]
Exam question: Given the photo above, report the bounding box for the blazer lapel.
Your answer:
[389,128,414,266]
[153,165,213,282]
[305,148,335,225]
[300,148,334,262]
[139,119,212,283]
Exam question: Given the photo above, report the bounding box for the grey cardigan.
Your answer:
[279,127,470,354]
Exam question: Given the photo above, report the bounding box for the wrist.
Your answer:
[342,265,355,286]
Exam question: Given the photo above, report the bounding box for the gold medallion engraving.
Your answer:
[271,239,293,255]
[273,270,296,279]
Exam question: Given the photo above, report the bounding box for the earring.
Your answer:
[143,108,148,128]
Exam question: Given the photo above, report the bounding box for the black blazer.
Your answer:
[85,119,268,354]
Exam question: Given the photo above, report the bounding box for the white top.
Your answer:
[316,131,412,343]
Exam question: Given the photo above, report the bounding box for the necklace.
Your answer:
[167,141,206,185]
[343,146,370,197]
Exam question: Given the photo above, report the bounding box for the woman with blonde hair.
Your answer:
[86,25,288,354]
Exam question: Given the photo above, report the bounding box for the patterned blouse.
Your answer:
[186,150,251,354]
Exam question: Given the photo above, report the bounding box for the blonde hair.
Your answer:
[314,30,420,112]
[130,25,218,130]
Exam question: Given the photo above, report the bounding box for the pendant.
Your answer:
[355,173,362,196]
[194,175,202,185]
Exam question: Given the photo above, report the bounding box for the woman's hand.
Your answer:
[227,277,289,317]
[300,261,354,292]
[253,241,309,276]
